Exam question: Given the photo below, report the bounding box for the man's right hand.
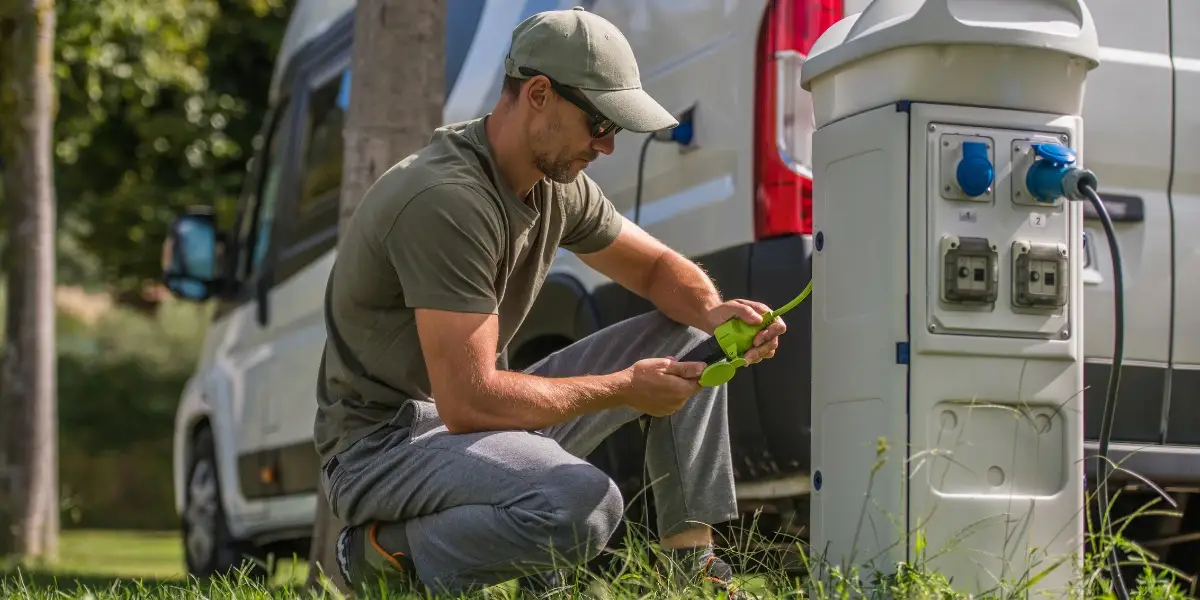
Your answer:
[622,357,706,417]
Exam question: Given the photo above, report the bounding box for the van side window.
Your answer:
[298,70,348,216]
[237,100,293,283]
[275,69,346,273]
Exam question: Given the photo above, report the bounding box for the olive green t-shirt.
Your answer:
[313,116,623,465]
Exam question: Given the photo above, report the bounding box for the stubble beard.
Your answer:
[534,151,580,184]
[531,114,594,184]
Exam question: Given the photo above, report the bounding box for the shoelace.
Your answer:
[368,522,409,572]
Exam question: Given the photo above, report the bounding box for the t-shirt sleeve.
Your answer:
[382,183,503,314]
[560,173,624,254]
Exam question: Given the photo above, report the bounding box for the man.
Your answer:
[314,6,787,597]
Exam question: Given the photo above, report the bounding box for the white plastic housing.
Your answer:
[799,0,1100,128]
[804,2,1098,593]
[810,99,1087,598]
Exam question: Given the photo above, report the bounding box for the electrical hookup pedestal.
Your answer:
[800,0,1100,596]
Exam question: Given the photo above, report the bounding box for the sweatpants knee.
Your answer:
[632,310,710,358]
[540,463,624,565]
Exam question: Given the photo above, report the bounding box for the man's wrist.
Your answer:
[605,368,635,407]
[698,297,725,333]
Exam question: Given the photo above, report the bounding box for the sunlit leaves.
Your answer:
[43,0,290,295]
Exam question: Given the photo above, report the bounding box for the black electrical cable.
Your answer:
[633,133,655,225]
[629,116,697,552]
[633,130,669,543]
[1073,171,1129,600]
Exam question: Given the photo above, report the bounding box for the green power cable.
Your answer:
[769,279,813,318]
[682,280,813,387]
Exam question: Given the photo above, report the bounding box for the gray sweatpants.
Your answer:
[320,310,739,594]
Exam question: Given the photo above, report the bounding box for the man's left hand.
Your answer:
[702,300,787,365]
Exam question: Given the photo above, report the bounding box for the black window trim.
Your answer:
[241,100,292,281]
[269,13,355,286]
[279,52,351,264]
[214,94,296,309]
[213,9,354,323]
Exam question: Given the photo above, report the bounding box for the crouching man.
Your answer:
[313,6,786,597]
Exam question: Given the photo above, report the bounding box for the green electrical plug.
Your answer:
[681,280,814,387]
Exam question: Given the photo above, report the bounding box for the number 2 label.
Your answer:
[1030,213,1047,228]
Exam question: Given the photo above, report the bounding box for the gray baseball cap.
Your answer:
[503,7,678,133]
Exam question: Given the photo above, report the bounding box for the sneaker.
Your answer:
[666,545,751,599]
[335,522,424,594]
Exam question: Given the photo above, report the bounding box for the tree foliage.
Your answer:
[1,0,291,298]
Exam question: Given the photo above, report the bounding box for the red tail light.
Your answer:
[754,0,842,239]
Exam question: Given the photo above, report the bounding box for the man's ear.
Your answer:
[524,76,552,112]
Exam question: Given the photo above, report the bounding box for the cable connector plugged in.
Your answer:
[634,107,696,224]
[1025,143,1079,203]
[652,106,695,145]
[1021,142,1099,203]
[1061,166,1099,202]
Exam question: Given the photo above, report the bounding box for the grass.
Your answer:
[0,529,310,598]
[29,530,185,580]
[1,500,1197,600]
[4,431,1200,599]
[1,386,1197,598]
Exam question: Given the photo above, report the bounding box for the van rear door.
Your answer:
[1165,1,1200,444]
[1078,0,1175,445]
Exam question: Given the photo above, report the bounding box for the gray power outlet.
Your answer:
[1012,240,1069,309]
[941,235,999,305]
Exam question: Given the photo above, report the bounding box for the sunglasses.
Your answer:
[519,67,622,138]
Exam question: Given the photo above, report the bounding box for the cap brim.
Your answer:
[582,87,678,133]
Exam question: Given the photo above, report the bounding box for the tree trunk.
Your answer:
[0,0,59,563]
[307,0,444,592]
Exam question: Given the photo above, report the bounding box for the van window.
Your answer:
[273,69,347,279]
[298,70,348,215]
[237,100,293,283]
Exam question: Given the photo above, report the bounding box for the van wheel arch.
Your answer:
[182,422,269,580]
[187,418,212,475]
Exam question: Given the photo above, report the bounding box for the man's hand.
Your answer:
[703,299,787,364]
[575,218,786,364]
[620,357,705,417]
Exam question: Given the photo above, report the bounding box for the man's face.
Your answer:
[527,81,617,184]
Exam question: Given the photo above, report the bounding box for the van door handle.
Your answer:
[1083,229,1103,286]
[1083,193,1143,223]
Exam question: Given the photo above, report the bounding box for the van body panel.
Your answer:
[585,0,762,256]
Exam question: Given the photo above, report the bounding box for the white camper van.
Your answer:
[159,0,1200,579]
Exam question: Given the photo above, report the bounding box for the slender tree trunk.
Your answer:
[307,0,443,591]
[0,0,59,563]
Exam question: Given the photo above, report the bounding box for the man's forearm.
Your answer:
[446,369,631,433]
[644,250,723,333]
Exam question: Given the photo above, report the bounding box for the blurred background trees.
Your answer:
[60,0,290,304]
[0,0,293,541]
[4,0,291,302]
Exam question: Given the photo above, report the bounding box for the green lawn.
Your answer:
[0,529,309,597]
[31,530,187,580]
[0,527,1195,599]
